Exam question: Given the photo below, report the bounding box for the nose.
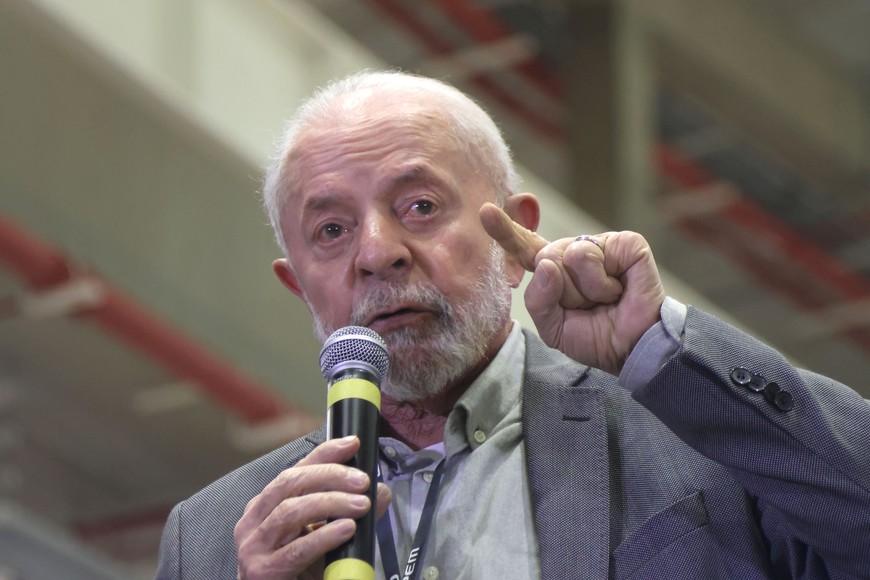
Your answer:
[354,214,412,280]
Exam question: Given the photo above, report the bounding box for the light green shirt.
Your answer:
[376,322,539,580]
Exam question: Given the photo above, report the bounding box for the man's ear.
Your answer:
[272,258,305,299]
[502,193,540,287]
[504,193,540,232]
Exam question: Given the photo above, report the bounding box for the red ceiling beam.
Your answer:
[84,285,292,423]
[0,212,311,425]
[0,213,71,289]
[655,144,870,303]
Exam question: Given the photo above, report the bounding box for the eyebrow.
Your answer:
[302,193,339,213]
[387,164,449,194]
[390,165,428,185]
[300,164,451,215]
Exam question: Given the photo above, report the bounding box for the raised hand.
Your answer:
[480,201,665,375]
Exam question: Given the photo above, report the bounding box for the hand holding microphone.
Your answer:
[233,326,390,580]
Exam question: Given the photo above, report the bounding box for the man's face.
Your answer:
[274,96,514,400]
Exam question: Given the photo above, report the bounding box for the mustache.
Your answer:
[348,281,451,329]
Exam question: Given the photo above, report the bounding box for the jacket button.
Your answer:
[763,382,781,403]
[774,390,794,412]
[748,374,768,392]
[730,367,752,385]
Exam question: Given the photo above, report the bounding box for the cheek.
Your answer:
[297,271,352,323]
[426,237,494,291]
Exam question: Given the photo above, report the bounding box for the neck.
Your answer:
[379,401,450,451]
[379,385,463,450]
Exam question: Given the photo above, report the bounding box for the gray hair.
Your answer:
[261,70,520,256]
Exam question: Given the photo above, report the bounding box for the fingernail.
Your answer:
[351,495,369,509]
[347,470,367,487]
[337,435,357,446]
[334,519,355,535]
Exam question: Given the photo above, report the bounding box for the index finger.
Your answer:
[479,202,549,271]
[295,436,360,468]
[240,438,362,521]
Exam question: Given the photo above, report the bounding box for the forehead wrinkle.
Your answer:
[286,109,466,219]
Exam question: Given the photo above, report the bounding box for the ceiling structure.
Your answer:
[307,0,870,386]
[1,0,868,577]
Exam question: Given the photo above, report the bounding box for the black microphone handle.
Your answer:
[324,371,381,579]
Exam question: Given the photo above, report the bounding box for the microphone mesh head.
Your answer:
[319,326,390,381]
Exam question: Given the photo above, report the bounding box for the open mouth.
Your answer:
[366,306,434,332]
[373,307,419,322]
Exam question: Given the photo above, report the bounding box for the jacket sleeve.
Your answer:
[155,502,183,580]
[632,306,870,579]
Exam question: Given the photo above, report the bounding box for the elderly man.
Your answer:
[156,71,870,580]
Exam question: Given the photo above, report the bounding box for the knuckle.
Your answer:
[237,557,281,580]
[235,541,261,575]
[279,538,312,571]
[233,519,247,543]
[242,495,258,517]
[274,496,307,524]
[274,467,299,488]
[619,230,648,247]
[564,242,598,263]
[276,465,322,496]
[538,242,562,259]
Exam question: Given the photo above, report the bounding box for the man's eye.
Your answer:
[320,223,346,240]
[410,200,436,216]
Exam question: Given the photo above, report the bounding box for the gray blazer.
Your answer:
[156,307,870,579]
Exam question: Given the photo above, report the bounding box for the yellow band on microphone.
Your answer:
[327,378,381,411]
[324,558,375,580]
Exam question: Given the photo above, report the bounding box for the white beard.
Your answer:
[309,244,512,401]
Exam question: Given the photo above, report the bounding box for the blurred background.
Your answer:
[1,0,868,577]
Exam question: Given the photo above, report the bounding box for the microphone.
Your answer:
[319,326,390,580]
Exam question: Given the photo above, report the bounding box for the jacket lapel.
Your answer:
[522,331,611,579]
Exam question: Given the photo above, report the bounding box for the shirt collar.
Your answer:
[444,322,526,456]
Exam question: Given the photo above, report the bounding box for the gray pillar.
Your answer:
[563,0,655,230]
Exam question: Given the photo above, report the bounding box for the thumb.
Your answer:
[524,259,564,346]
[375,483,392,521]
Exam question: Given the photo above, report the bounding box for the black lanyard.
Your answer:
[376,458,447,580]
